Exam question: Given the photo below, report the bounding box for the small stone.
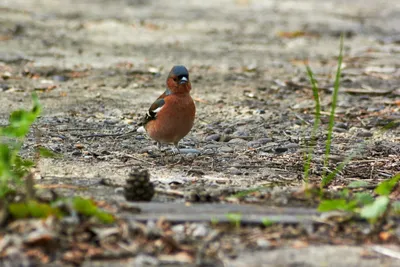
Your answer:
[254,109,266,114]
[134,254,159,266]
[203,144,219,150]
[228,167,242,175]
[274,146,288,153]
[223,128,233,134]
[333,127,347,133]
[75,143,84,149]
[53,75,69,82]
[284,143,299,149]
[358,130,373,137]
[219,146,234,153]
[114,187,124,194]
[0,84,10,91]
[171,224,185,234]
[256,239,271,248]
[192,224,208,238]
[2,71,11,79]
[179,148,201,154]
[257,138,272,144]
[205,134,221,142]
[71,150,82,156]
[228,138,247,144]
[336,122,348,129]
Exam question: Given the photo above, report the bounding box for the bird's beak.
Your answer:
[179,76,188,84]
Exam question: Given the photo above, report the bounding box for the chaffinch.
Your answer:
[139,65,196,153]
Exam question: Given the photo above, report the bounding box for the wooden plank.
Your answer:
[121,203,319,224]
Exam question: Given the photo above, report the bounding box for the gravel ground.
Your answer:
[1,0,400,266]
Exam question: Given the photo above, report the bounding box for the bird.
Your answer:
[138,65,196,155]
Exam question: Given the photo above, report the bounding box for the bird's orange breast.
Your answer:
[145,93,195,145]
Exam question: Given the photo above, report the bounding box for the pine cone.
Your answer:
[124,169,154,201]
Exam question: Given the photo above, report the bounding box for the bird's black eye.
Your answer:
[173,77,178,81]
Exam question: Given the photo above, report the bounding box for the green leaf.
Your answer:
[8,202,30,219]
[318,199,357,212]
[261,217,274,227]
[95,211,115,224]
[348,181,370,188]
[38,147,61,158]
[13,155,34,179]
[73,197,98,216]
[226,212,242,228]
[360,196,390,222]
[339,188,349,198]
[210,217,219,226]
[27,201,55,218]
[354,192,374,205]
[375,174,400,196]
[72,196,114,223]
[0,93,41,138]
[9,201,62,219]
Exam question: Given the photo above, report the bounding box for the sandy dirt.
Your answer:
[1,0,400,266]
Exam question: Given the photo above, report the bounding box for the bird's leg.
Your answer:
[174,142,184,163]
[173,143,181,154]
[157,142,162,150]
[157,142,166,164]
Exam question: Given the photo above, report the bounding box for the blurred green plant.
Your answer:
[303,34,361,188]
[318,173,400,223]
[72,196,114,224]
[9,196,115,224]
[9,200,62,219]
[261,217,274,227]
[0,93,41,197]
[226,212,242,228]
[1,94,114,224]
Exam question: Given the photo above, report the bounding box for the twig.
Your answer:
[78,130,138,138]
[110,152,154,165]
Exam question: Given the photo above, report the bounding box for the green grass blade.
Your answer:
[322,34,344,183]
[304,66,321,183]
[321,143,364,187]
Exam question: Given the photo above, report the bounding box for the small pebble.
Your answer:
[284,143,299,149]
[134,255,159,266]
[254,109,266,114]
[171,224,185,234]
[192,224,209,238]
[203,144,219,150]
[274,147,288,153]
[205,134,221,142]
[333,126,347,133]
[52,75,69,82]
[0,84,10,91]
[358,130,373,137]
[228,167,242,175]
[2,71,11,79]
[71,150,82,156]
[114,187,124,194]
[256,239,271,249]
[179,148,201,154]
[224,128,233,134]
[335,122,348,129]
[257,138,272,144]
[219,146,234,153]
[228,138,247,144]
[75,143,84,149]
